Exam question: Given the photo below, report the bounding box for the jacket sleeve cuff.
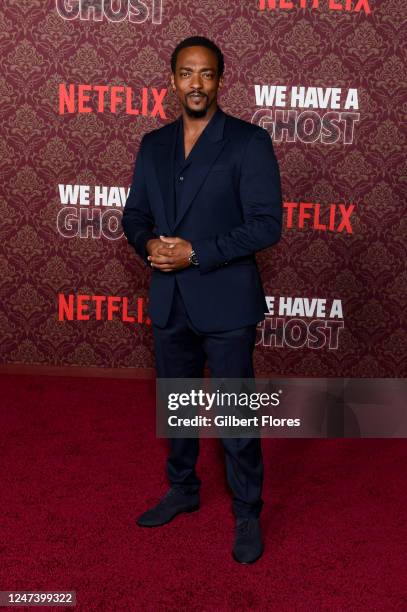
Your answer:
[134,230,158,266]
[191,237,228,274]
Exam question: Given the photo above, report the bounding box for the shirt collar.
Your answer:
[176,106,222,164]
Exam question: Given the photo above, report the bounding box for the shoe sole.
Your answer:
[232,547,264,564]
[136,504,200,528]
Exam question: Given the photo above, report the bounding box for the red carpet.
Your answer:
[1,373,406,610]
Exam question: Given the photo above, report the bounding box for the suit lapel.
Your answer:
[152,107,229,233]
[174,111,229,230]
[153,120,178,233]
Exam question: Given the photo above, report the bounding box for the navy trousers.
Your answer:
[152,279,264,518]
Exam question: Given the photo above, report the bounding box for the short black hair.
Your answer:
[171,36,224,78]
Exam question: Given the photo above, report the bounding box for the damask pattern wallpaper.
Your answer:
[0,0,405,376]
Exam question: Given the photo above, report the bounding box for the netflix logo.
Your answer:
[58,294,151,325]
[258,0,371,14]
[284,202,355,234]
[59,84,167,117]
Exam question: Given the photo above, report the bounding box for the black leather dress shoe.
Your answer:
[136,487,200,527]
[232,517,264,564]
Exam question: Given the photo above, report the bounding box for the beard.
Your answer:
[185,107,208,118]
[183,94,210,118]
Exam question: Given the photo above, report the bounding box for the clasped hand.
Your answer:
[147,235,192,272]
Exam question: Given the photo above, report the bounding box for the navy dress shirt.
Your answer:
[171,108,222,228]
[171,118,193,227]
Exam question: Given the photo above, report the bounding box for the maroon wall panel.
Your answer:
[1,0,405,376]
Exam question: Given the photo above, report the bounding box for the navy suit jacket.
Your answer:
[121,106,283,332]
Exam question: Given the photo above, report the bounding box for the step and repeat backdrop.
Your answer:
[1,0,405,376]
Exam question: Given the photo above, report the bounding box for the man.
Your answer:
[121,36,282,564]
